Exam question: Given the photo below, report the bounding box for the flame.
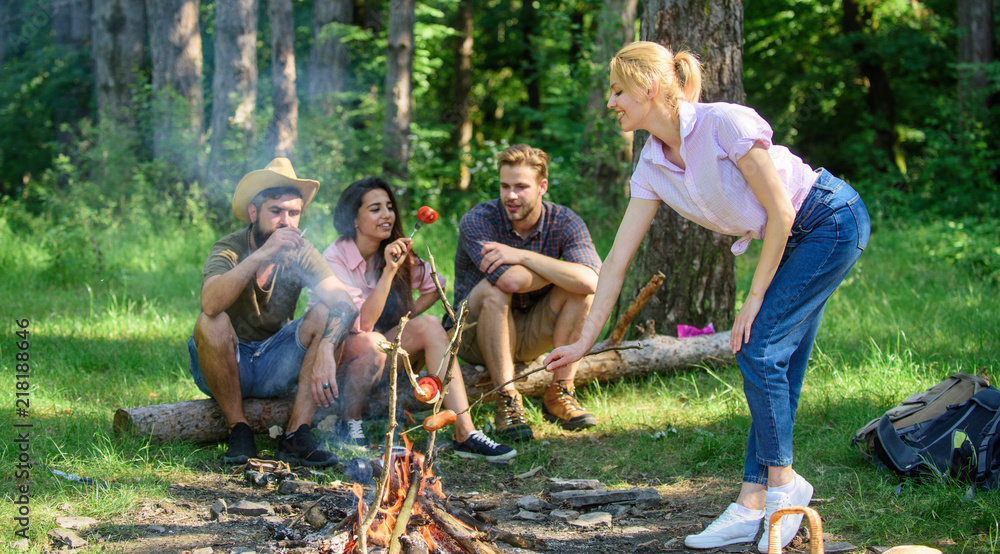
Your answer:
[343,434,451,552]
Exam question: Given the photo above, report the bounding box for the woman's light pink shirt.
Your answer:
[629,101,819,255]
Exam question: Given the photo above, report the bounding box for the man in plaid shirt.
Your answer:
[451,144,602,441]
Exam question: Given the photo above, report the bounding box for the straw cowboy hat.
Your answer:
[232,158,320,224]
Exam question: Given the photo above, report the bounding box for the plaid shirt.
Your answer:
[448,199,601,326]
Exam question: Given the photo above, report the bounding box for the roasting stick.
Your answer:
[399,341,644,437]
[357,315,409,554]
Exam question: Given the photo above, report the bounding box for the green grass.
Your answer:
[0,212,998,553]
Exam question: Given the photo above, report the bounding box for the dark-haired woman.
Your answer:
[323,177,515,462]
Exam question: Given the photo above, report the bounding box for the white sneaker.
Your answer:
[758,473,814,553]
[684,503,761,549]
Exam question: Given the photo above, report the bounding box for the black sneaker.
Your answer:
[276,424,338,467]
[336,419,369,448]
[453,430,517,462]
[224,422,257,464]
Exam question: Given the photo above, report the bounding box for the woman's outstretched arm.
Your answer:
[544,197,660,370]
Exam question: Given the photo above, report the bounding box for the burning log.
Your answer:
[417,497,502,554]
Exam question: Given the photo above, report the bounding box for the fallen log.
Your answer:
[114,331,732,444]
[461,330,732,400]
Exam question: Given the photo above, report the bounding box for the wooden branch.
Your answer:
[426,246,456,323]
[418,497,502,554]
[387,466,422,554]
[425,301,468,468]
[357,314,409,554]
[607,272,665,345]
[444,504,548,552]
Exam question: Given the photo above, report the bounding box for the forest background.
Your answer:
[1,0,999,551]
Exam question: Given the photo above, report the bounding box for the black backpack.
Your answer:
[870,388,1000,488]
[852,373,991,462]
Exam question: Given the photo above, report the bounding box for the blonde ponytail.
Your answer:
[673,51,702,104]
[610,41,703,116]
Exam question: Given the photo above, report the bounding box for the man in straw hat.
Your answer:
[187,158,365,466]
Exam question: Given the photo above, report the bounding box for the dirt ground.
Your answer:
[40,453,862,554]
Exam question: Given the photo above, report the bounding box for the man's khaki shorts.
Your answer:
[457,289,558,364]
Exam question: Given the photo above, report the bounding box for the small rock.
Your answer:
[231,548,257,554]
[934,539,957,547]
[12,539,30,551]
[513,509,547,522]
[496,482,506,491]
[191,548,214,554]
[515,496,553,512]
[540,441,551,447]
[824,542,857,553]
[48,528,87,549]
[229,500,273,516]
[608,503,630,518]
[663,538,684,549]
[304,506,327,529]
[54,516,98,530]
[210,499,228,521]
[568,511,612,528]
[548,478,605,493]
[148,525,166,533]
[549,509,580,522]
[277,480,317,494]
[269,425,284,439]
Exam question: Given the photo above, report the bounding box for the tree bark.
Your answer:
[113,333,732,444]
[581,0,637,208]
[521,0,541,132]
[842,0,898,173]
[627,0,742,338]
[146,0,204,182]
[91,0,147,128]
[957,0,994,121]
[309,0,353,115]
[383,0,415,197]
[207,0,258,194]
[266,0,298,160]
[54,0,91,49]
[453,0,474,191]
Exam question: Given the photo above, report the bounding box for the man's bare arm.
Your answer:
[482,242,598,295]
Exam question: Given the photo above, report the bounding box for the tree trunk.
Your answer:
[113,333,731,444]
[627,0,742,338]
[54,0,91,49]
[91,0,147,128]
[521,0,541,132]
[842,0,898,174]
[146,0,204,183]
[266,0,298,160]
[453,0,474,191]
[383,0,415,199]
[957,0,994,121]
[207,0,258,196]
[309,0,353,115]
[581,0,637,208]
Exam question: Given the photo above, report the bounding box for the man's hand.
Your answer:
[255,227,307,261]
[480,241,524,274]
[312,346,339,407]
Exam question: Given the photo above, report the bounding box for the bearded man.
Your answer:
[449,144,602,441]
[187,158,365,466]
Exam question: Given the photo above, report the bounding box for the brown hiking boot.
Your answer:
[543,380,597,430]
[494,389,534,441]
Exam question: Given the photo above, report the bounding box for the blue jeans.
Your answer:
[737,169,870,484]
[188,317,307,399]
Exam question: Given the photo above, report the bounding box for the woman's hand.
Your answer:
[731,292,763,353]
[383,237,412,271]
[543,340,591,372]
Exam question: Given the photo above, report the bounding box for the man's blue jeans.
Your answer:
[737,169,870,484]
